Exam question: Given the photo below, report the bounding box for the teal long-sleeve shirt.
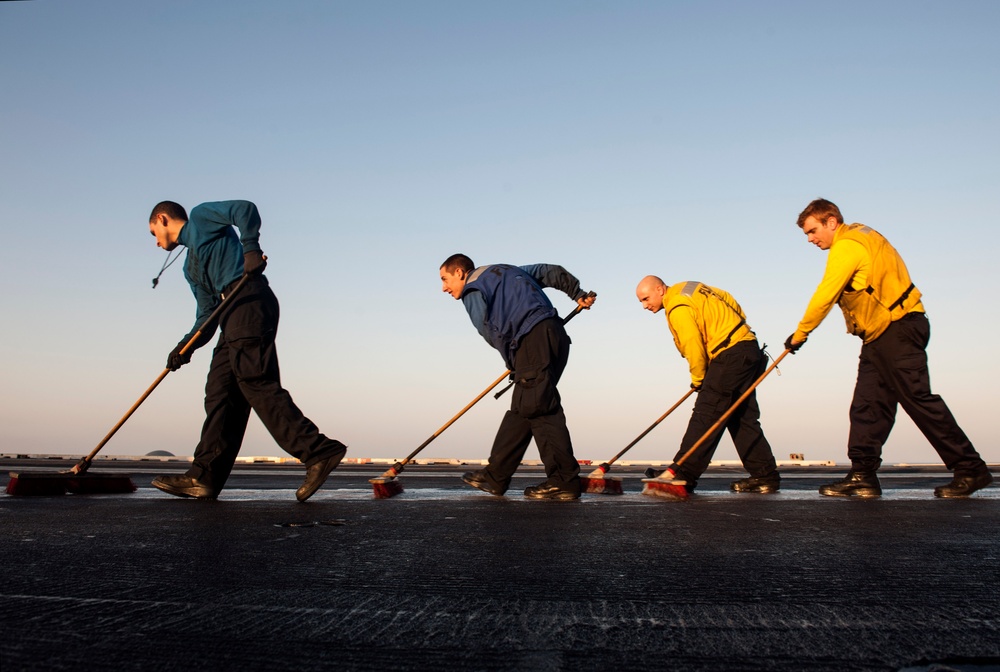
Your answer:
[177,200,263,344]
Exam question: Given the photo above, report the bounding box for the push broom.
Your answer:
[369,370,511,499]
[641,348,790,501]
[6,274,252,496]
[370,295,595,499]
[580,387,696,495]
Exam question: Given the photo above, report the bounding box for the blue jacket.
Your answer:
[461,264,586,369]
[177,200,263,343]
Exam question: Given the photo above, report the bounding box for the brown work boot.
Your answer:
[819,470,881,498]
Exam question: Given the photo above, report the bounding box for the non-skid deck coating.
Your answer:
[2,461,998,672]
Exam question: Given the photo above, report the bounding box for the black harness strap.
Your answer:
[888,283,916,311]
[710,318,746,355]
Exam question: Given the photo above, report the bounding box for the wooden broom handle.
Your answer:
[389,291,597,474]
[674,348,790,469]
[72,274,253,473]
[602,387,697,469]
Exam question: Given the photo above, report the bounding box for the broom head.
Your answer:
[640,477,690,501]
[585,463,612,479]
[581,475,624,495]
[7,471,137,496]
[370,476,404,499]
[66,474,138,494]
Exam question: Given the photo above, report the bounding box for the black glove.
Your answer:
[244,250,267,275]
[166,344,192,371]
[691,383,702,392]
[784,333,804,354]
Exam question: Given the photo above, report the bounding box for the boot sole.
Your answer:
[934,488,988,498]
[818,488,881,498]
[462,478,506,496]
[151,480,217,499]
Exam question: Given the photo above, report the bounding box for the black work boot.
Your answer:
[933,471,993,498]
[297,441,348,502]
[819,470,881,498]
[462,470,506,496]
[731,472,781,493]
[523,481,580,500]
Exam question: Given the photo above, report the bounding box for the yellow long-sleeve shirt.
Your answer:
[794,223,924,343]
[664,282,756,386]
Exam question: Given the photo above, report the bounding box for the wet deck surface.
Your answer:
[2,460,998,671]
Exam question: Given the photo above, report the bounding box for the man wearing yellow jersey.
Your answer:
[786,198,992,498]
[637,276,780,493]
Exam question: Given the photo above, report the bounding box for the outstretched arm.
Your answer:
[792,240,865,342]
[193,200,263,254]
[520,264,590,302]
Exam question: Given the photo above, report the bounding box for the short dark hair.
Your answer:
[440,253,474,274]
[149,200,188,223]
[797,198,843,228]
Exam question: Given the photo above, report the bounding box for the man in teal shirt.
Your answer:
[148,200,346,501]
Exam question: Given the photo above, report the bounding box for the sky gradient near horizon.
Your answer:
[2,1,998,467]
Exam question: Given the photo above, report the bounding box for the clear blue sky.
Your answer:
[2,1,997,466]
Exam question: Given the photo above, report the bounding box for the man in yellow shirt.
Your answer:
[637,276,780,493]
[786,198,992,498]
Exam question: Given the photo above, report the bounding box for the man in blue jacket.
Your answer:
[147,200,347,501]
[440,254,596,500]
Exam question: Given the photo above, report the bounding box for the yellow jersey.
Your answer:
[664,281,756,386]
[794,223,924,344]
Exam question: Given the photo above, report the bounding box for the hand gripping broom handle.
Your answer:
[592,387,697,476]
[380,295,596,480]
[71,274,253,474]
[671,348,790,472]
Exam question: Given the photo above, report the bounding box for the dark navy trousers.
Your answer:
[482,317,581,494]
[847,312,987,476]
[185,276,342,491]
[673,340,777,486]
